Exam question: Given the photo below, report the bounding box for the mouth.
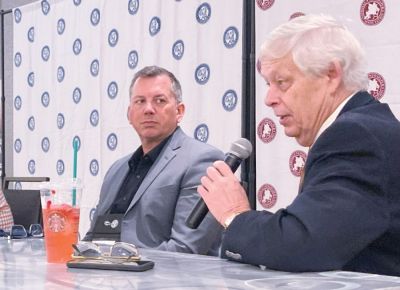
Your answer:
[277,115,290,125]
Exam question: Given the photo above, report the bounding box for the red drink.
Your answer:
[42,204,80,263]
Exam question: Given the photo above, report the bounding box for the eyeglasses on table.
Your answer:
[0,224,44,239]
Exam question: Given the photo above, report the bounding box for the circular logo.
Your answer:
[360,0,385,26]
[223,26,239,49]
[28,116,35,131]
[368,72,385,100]
[222,89,238,112]
[107,81,118,99]
[149,16,161,36]
[195,63,210,85]
[14,139,22,153]
[194,123,209,143]
[41,0,50,15]
[14,52,22,67]
[27,72,35,87]
[56,159,65,175]
[15,182,22,190]
[256,0,275,11]
[57,113,65,129]
[41,92,50,107]
[290,12,305,20]
[72,87,82,104]
[73,0,81,6]
[73,38,82,55]
[257,117,277,143]
[110,219,119,229]
[14,9,22,23]
[72,136,81,151]
[128,50,139,69]
[196,3,211,24]
[47,212,66,232]
[14,96,22,111]
[108,29,119,47]
[289,150,307,177]
[57,66,65,82]
[90,109,99,127]
[28,159,36,175]
[57,18,65,35]
[107,133,118,151]
[90,8,101,26]
[41,45,50,61]
[172,40,184,60]
[41,137,50,153]
[90,59,100,76]
[257,183,277,209]
[27,27,34,42]
[128,0,139,15]
[90,159,99,176]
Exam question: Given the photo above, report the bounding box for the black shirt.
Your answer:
[109,135,172,214]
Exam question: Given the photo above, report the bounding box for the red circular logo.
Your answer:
[256,0,275,11]
[289,150,307,177]
[47,212,66,232]
[257,118,277,143]
[368,72,385,100]
[257,183,277,209]
[360,0,385,26]
[289,12,305,20]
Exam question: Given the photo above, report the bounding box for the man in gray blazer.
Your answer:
[84,66,224,255]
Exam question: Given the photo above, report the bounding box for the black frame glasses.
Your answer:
[0,224,44,239]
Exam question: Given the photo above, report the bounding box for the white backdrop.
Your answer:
[12,0,243,234]
[255,0,400,211]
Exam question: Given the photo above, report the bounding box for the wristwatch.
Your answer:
[223,213,240,229]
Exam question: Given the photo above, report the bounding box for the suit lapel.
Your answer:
[339,91,376,116]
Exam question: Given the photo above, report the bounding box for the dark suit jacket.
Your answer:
[222,91,400,276]
[85,127,224,255]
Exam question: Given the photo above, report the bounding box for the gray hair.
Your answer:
[129,65,182,102]
[259,14,368,91]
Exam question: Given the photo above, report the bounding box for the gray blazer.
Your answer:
[85,127,224,255]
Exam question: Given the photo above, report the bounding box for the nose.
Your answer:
[143,101,155,114]
[264,87,279,108]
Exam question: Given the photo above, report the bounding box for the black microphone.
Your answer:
[185,138,253,229]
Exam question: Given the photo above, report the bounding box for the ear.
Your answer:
[176,102,185,123]
[326,60,343,94]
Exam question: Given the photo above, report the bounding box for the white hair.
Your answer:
[259,14,368,91]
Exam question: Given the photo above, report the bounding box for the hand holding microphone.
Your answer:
[186,138,252,229]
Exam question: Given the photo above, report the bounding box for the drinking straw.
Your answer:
[72,139,78,206]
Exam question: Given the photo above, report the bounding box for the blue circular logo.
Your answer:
[41,1,50,15]
[14,96,22,111]
[90,109,99,127]
[72,136,81,151]
[223,26,239,48]
[56,159,65,175]
[73,87,82,104]
[107,133,118,151]
[222,89,238,112]
[27,27,35,42]
[14,9,22,23]
[107,81,118,99]
[73,38,82,55]
[90,59,99,76]
[41,91,50,107]
[57,18,65,35]
[57,66,65,82]
[28,116,35,131]
[149,16,161,36]
[41,45,50,61]
[172,40,184,60]
[90,159,99,176]
[28,160,36,175]
[196,3,211,24]
[41,137,50,153]
[90,8,100,26]
[194,64,210,85]
[14,52,22,67]
[128,0,139,15]
[128,50,139,69]
[57,113,65,129]
[27,72,35,87]
[194,123,209,143]
[108,29,119,47]
[14,139,22,153]
[73,0,81,6]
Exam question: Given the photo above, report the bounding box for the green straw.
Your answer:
[72,139,78,206]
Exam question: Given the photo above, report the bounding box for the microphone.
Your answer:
[185,138,253,229]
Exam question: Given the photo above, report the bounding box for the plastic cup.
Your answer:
[40,178,82,263]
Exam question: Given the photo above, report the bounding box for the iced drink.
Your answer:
[43,204,80,263]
